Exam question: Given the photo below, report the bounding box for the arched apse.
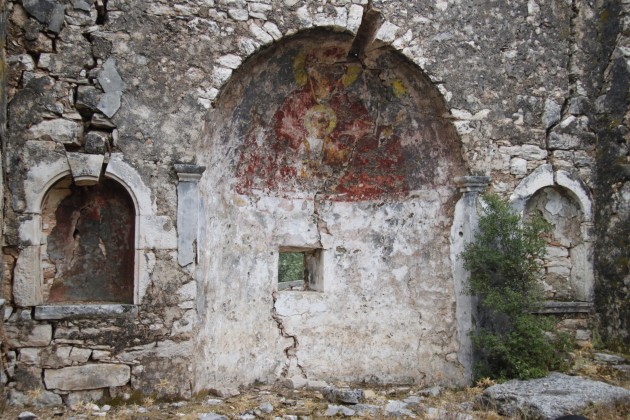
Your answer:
[195,30,469,390]
[209,30,465,200]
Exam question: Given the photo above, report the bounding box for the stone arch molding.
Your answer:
[203,4,438,108]
[509,163,594,301]
[15,152,160,307]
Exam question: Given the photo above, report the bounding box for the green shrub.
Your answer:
[461,194,571,380]
[278,252,304,282]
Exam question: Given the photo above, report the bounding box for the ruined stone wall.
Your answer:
[592,0,630,352]
[0,0,623,407]
[0,0,7,409]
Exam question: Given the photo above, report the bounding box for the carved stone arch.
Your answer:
[14,152,157,307]
[207,8,442,106]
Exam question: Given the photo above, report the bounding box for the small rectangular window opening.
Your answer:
[278,248,323,291]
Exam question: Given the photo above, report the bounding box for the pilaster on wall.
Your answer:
[174,164,206,268]
[450,175,491,383]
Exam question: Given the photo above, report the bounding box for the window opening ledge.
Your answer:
[34,304,138,320]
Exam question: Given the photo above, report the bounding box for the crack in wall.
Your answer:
[271,290,306,378]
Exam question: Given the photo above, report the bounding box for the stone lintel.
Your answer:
[34,304,138,320]
[532,301,593,314]
[174,163,206,182]
[454,176,491,193]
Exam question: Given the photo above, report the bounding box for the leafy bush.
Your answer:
[461,194,571,380]
[278,252,304,282]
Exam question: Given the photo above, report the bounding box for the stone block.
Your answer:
[66,152,105,186]
[64,389,105,409]
[97,91,122,118]
[520,145,548,160]
[177,282,197,302]
[19,348,42,365]
[47,3,65,33]
[13,246,43,307]
[171,310,195,335]
[548,131,595,151]
[209,387,240,398]
[29,119,83,146]
[543,98,561,129]
[482,373,630,418]
[35,304,138,320]
[510,157,527,176]
[547,265,570,277]
[384,400,415,417]
[98,58,124,93]
[41,346,72,368]
[44,364,131,390]
[263,22,282,40]
[9,389,63,408]
[594,353,627,365]
[76,86,103,114]
[22,0,56,23]
[306,379,328,390]
[69,347,92,364]
[282,375,307,390]
[546,246,569,258]
[250,23,273,45]
[85,131,110,154]
[228,8,249,21]
[91,33,113,59]
[217,54,242,70]
[325,405,356,416]
[91,350,111,361]
[48,26,93,77]
[375,21,400,43]
[323,387,365,404]
[13,365,43,391]
[6,324,52,347]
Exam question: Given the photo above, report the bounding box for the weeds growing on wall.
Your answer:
[461,194,572,380]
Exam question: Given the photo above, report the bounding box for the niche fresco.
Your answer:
[41,177,135,303]
[232,31,465,200]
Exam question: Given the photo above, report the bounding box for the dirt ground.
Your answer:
[2,349,629,419]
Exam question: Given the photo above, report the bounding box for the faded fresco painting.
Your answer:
[233,36,465,201]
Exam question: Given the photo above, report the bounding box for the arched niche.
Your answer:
[41,176,135,304]
[196,29,470,387]
[525,186,587,301]
[510,164,594,302]
[14,152,157,310]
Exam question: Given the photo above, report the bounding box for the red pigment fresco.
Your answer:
[236,46,408,201]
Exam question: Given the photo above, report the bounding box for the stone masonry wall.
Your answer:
[0,0,626,407]
[0,0,6,409]
[593,0,630,352]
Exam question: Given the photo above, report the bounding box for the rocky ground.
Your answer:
[3,350,630,419]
